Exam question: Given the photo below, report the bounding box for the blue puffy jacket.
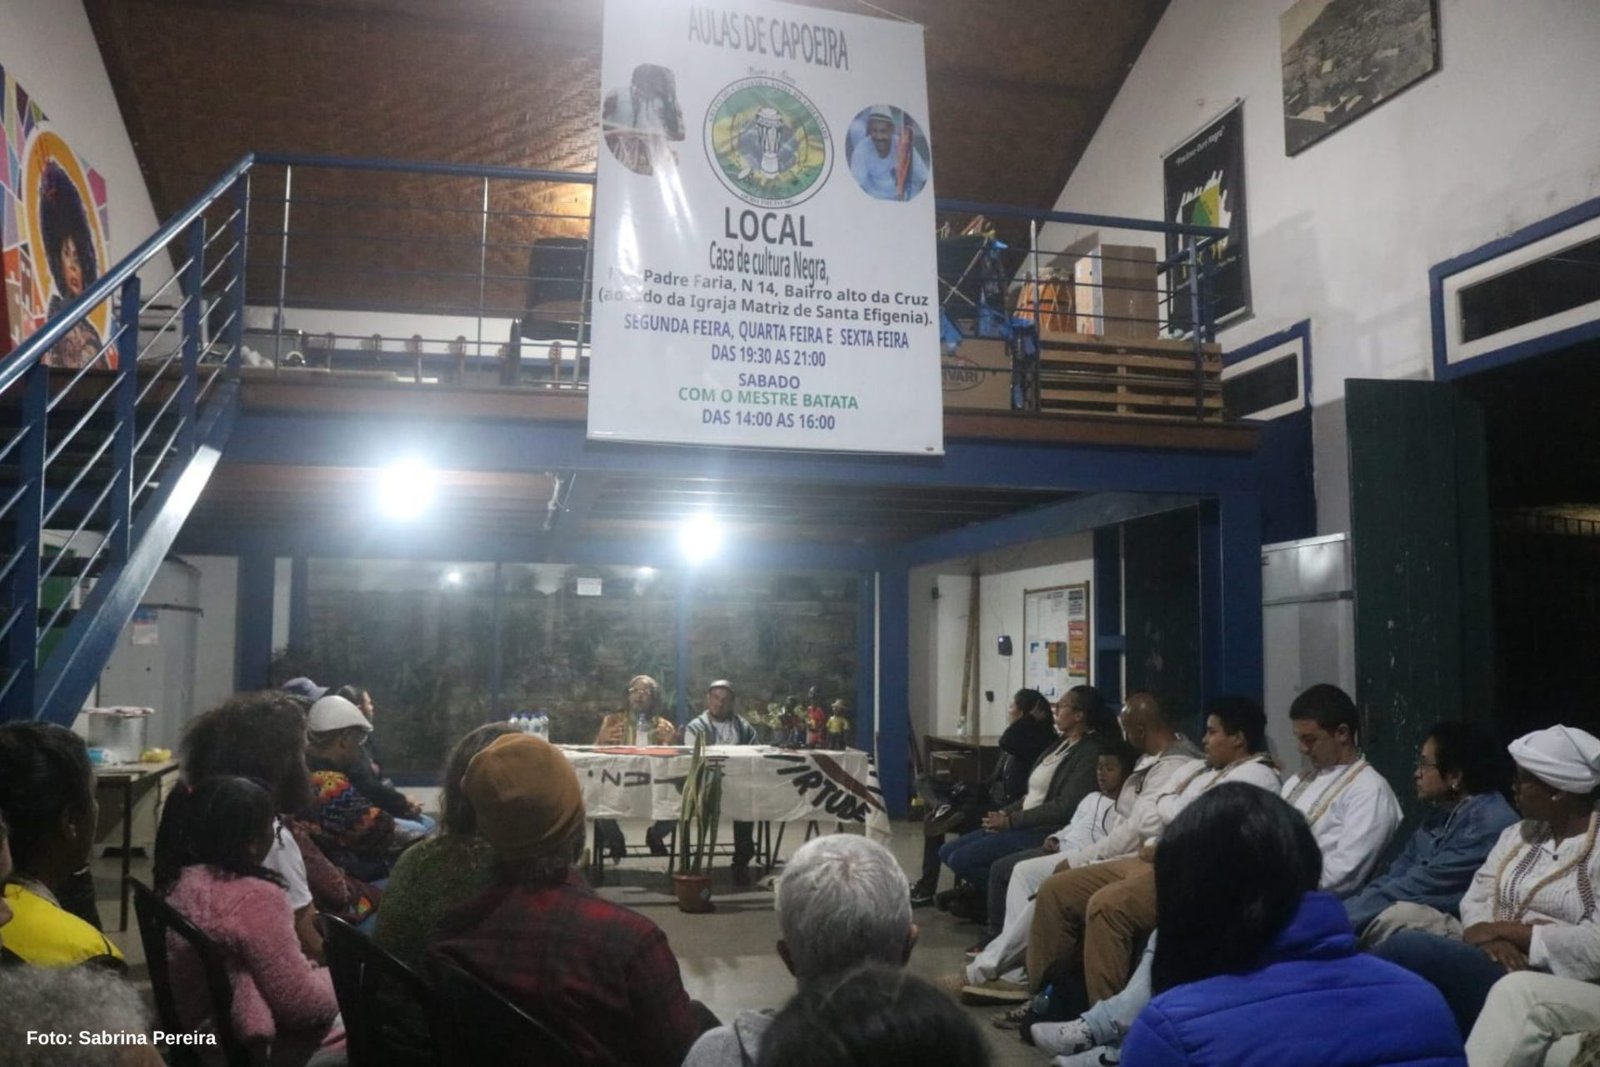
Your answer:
[1121,892,1465,1067]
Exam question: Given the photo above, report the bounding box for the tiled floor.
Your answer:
[92,816,1047,1066]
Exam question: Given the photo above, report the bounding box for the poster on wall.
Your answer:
[1,64,113,366]
[1024,582,1090,702]
[588,0,943,455]
[1280,0,1440,156]
[1163,102,1250,334]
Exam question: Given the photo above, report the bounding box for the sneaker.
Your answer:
[992,1004,1034,1030]
[644,826,671,857]
[1031,1020,1095,1057]
[731,864,752,889]
[1053,1048,1120,1067]
[959,979,1031,1004]
[909,881,937,908]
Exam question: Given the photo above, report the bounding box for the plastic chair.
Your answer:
[321,914,440,1067]
[130,878,253,1067]
[431,961,582,1067]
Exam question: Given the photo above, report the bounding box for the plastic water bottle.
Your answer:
[534,712,549,740]
[636,711,654,744]
[1029,983,1054,1020]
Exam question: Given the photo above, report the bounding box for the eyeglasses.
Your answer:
[1415,758,1439,771]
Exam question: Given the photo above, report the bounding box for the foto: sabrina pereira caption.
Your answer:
[26,1031,217,1047]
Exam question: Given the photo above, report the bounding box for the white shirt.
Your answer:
[1281,762,1401,897]
[1022,738,1074,811]
[1153,754,1283,833]
[1052,791,1120,856]
[263,817,313,911]
[1460,817,1600,981]
[1062,743,1202,869]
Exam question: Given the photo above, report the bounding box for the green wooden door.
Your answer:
[1347,379,1492,796]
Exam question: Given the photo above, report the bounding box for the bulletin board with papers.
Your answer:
[1024,582,1090,701]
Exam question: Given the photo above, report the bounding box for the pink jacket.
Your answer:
[164,865,339,1044]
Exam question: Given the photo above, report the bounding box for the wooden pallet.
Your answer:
[1033,329,1221,420]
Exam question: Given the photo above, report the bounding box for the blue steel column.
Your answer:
[854,570,875,751]
[1092,525,1124,708]
[877,565,910,818]
[234,555,276,691]
[489,562,503,721]
[1210,491,1264,701]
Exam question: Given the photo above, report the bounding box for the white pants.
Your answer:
[967,851,1062,984]
[1467,972,1600,1067]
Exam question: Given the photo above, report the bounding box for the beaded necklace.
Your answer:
[1287,758,1369,827]
[1493,810,1600,923]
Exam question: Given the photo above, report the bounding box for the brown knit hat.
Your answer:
[462,734,584,860]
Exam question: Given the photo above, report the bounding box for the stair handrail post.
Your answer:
[177,217,206,457]
[110,274,141,566]
[1186,242,1205,421]
[1,362,49,721]
[226,173,251,379]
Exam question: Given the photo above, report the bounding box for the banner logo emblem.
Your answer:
[705,77,832,208]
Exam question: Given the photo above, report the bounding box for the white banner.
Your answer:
[589,0,943,455]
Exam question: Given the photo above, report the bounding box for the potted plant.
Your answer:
[672,733,723,913]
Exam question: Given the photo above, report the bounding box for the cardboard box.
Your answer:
[941,338,1012,411]
[1073,244,1158,339]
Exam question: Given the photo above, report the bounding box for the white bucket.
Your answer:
[85,709,152,765]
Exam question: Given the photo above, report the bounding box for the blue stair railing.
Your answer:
[0,155,253,724]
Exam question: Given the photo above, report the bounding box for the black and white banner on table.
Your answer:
[589,0,942,455]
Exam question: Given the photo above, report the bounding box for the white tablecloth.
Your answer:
[557,745,891,843]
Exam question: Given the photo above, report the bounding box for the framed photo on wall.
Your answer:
[1280,0,1441,156]
[1163,102,1251,333]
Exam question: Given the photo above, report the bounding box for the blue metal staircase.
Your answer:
[0,158,252,724]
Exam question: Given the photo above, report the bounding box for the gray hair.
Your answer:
[0,966,156,1065]
[775,833,911,984]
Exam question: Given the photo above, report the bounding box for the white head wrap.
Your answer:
[1509,726,1600,795]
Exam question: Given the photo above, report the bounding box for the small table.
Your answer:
[95,759,180,931]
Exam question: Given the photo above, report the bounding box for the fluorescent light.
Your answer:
[444,569,464,586]
[678,513,723,565]
[377,459,436,519]
[636,566,656,579]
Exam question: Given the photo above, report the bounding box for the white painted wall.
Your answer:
[1046,0,1600,533]
[0,0,164,278]
[908,533,1095,741]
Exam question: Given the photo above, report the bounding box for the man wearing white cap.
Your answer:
[1377,724,1600,1044]
[304,694,413,880]
[685,680,759,886]
[849,105,929,201]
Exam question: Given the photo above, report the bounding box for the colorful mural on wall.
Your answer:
[1,63,112,366]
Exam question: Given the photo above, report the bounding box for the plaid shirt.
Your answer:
[425,872,703,1067]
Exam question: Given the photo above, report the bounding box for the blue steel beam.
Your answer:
[876,566,911,819]
[1214,490,1265,703]
[223,415,1261,497]
[1093,526,1124,708]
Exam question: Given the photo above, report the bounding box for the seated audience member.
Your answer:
[1026,697,1282,1057]
[0,964,163,1066]
[685,679,762,885]
[1375,726,1600,1037]
[154,776,343,1063]
[592,674,679,859]
[374,722,519,967]
[1119,784,1465,1067]
[0,723,123,968]
[1468,970,1600,1067]
[1,810,19,964]
[935,686,1114,920]
[1280,684,1401,896]
[1345,721,1517,947]
[1023,692,1204,998]
[684,833,917,1067]
[332,684,433,836]
[304,694,411,881]
[755,963,990,1067]
[425,733,710,1066]
[909,689,1058,906]
[952,742,1135,1002]
[182,691,377,957]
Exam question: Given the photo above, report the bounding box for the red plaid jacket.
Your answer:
[425,871,703,1067]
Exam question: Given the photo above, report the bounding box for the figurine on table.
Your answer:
[825,699,851,750]
[805,687,827,749]
[778,695,803,747]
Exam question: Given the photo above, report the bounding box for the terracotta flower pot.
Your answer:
[672,873,714,913]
